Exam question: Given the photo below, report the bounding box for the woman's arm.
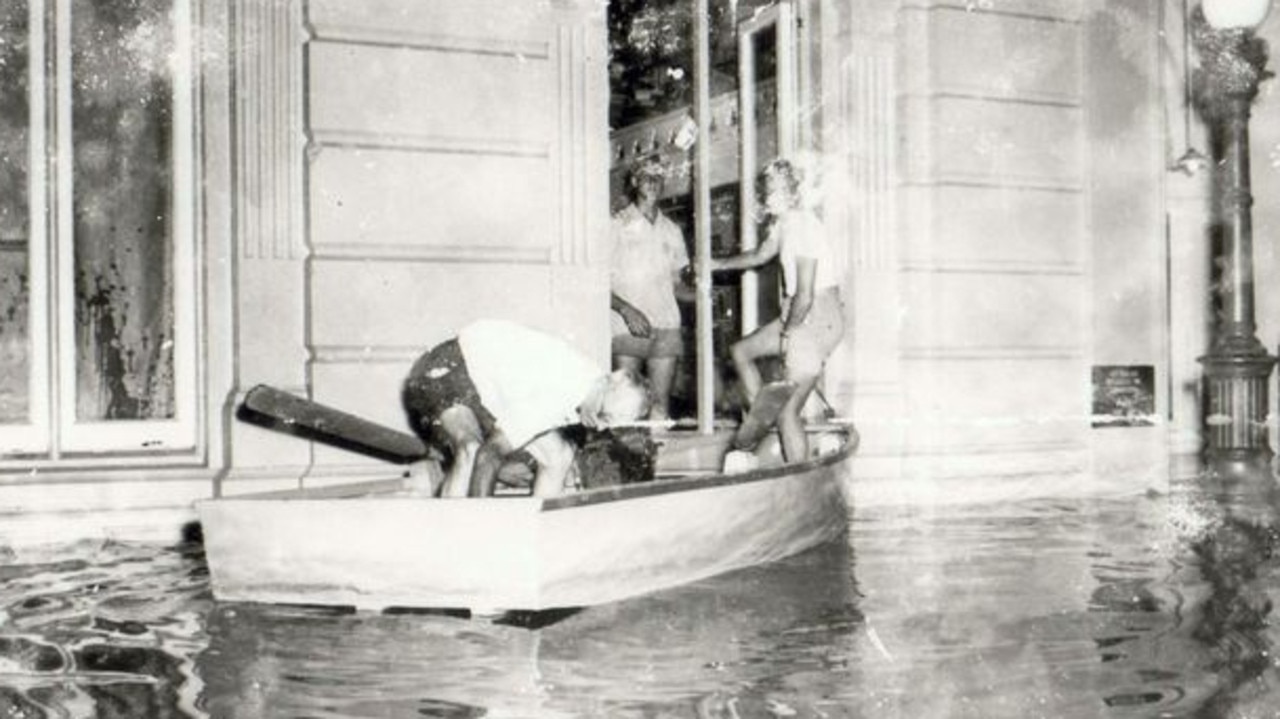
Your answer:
[784,256,818,332]
[710,230,781,272]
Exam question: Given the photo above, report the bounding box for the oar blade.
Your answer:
[238,384,428,464]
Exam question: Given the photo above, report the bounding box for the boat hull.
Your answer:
[197,433,852,612]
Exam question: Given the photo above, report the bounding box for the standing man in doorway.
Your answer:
[610,156,693,421]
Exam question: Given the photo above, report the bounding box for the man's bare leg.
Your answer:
[469,432,513,497]
[613,353,643,375]
[647,355,676,420]
[436,406,485,498]
[524,433,577,498]
[406,456,445,497]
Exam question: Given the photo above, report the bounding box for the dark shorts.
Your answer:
[402,339,497,452]
[612,326,684,359]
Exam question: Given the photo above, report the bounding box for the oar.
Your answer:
[237,384,428,464]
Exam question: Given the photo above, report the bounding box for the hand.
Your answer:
[623,306,652,338]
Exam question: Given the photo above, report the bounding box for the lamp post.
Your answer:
[1194,0,1276,481]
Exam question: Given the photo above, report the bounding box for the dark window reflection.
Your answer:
[0,0,31,424]
[72,0,176,421]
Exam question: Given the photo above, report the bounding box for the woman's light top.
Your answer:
[776,210,841,297]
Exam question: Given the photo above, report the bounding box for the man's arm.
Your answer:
[523,431,578,498]
[611,292,653,337]
[710,231,781,272]
[468,430,514,497]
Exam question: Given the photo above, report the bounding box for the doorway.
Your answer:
[606,0,808,419]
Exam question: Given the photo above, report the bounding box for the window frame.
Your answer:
[0,0,202,461]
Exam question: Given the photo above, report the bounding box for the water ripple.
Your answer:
[0,493,1277,717]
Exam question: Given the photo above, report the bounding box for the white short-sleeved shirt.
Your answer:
[776,210,841,297]
[609,204,689,335]
[457,320,603,449]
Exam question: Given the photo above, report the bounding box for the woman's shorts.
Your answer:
[784,288,845,378]
[402,339,497,450]
[612,326,684,359]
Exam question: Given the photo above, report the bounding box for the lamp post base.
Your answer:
[1203,448,1274,481]
[1200,352,1277,483]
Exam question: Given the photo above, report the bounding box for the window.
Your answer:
[0,0,198,460]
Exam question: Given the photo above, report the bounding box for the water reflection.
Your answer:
[1174,473,1280,718]
[196,539,861,718]
[2,491,1280,717]
[0,540,208,718]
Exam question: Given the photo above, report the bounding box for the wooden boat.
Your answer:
[198,11,861,614]
[197,388,854,613]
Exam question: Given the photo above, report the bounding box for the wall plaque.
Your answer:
[1092,365,1157,428]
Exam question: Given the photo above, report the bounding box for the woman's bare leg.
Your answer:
[778,374,820,462]
[730,319,783,406]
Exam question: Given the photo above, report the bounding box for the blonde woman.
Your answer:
[710,158,844,462]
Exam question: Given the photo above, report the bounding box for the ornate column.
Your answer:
[1193,2,1277,480]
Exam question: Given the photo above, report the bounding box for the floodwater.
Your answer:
[2,481,1279,718]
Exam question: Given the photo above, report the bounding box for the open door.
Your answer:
[736,2,800,334]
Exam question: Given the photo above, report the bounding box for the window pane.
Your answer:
[71,0,176,421]
[0,0,31,424]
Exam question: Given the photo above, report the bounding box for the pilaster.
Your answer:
[224,0,311,490]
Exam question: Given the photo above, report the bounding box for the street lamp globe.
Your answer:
[1201,0,1272,29]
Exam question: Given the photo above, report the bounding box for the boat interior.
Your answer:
[235,383,853,500]
[222,424,854,506]
[231,360,858,497]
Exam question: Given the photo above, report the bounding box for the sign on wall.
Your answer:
[1091,365,1157,428]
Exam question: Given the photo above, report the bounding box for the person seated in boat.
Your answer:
[402,319,652,498]
[610,156,694,421]
[708,157,845,463]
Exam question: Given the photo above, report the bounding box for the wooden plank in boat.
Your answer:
[238,384,428,464]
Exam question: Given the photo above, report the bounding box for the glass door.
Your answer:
[736,1,799,333]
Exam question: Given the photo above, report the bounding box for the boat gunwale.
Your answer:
[199,428,855,509]
[542,435,855,511]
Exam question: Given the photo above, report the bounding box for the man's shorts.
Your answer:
[612,326,684,359]
[784,289,845,378]
[402,339,497,452]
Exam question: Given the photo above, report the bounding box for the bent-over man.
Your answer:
[402,319,650,498]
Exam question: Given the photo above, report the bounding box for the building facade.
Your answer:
[2,0,1273,544]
